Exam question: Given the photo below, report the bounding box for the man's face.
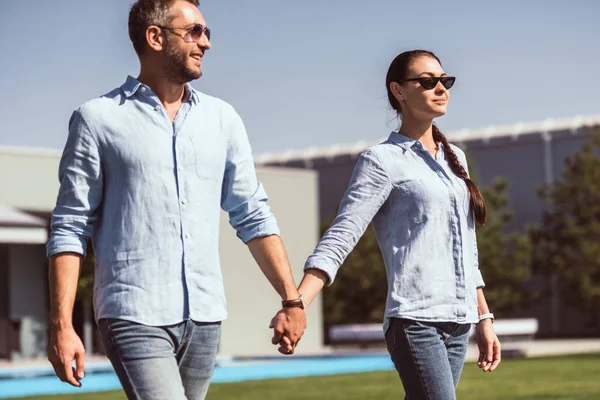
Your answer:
[160,1,211,84]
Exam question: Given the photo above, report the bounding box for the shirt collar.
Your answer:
[120,75,200,105]
[387,131,445,156]
[121,75,143,98]
[186,85,200,105]
[387,131,419,151]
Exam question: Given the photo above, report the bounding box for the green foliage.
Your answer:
[531,126,600,327]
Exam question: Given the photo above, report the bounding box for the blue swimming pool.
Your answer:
[0,353,394,398]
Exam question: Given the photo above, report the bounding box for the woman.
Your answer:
[295,50,501,399]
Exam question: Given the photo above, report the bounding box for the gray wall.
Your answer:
[461,130,590,232]
[0,149,61,212]
[219,167,324,356]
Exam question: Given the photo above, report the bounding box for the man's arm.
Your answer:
[48,253,85,387]
[247,235,300,300]
[248,235,306,353]
[46,107,103,386]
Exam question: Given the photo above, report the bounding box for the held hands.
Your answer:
[269,307,306,355]
[475,319,501,372]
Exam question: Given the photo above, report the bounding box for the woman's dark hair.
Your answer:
[128,0,200,56]
[386,50,486,225]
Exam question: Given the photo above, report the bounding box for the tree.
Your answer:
[531,126,600,329]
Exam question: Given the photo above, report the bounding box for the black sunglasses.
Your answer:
[157,23,211,43]
[402,76,456,90]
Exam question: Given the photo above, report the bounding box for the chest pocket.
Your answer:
[396,179,429,224]
[187,135,226,182]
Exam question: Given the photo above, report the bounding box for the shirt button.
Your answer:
[140,87,146,93]
[154,105,160,111]
[181,199,187,205]
[185,233,191,239]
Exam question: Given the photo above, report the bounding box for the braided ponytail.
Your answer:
[432,125,486,225]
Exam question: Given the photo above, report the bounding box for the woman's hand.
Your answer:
[475,319,501,372]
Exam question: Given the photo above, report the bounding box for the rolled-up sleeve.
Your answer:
[304,150,392,285]
[46,108,103,258]
[454,145,485,288]
[220,107,279,243]
[473,231,485,288]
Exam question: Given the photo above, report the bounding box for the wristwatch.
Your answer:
[282,294,305,310]
[478,313,494,323]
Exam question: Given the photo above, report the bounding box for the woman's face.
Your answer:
[390,56,453,121]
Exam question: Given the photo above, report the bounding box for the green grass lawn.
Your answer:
[14,353,600,400]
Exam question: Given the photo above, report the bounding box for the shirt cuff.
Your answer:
[474,269,485,288]
[46,235,88,258]
[238,218,280,244]
[304,256,339,286]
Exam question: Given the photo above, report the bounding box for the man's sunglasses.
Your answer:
[402,76,456,90]
[157,23,211,43]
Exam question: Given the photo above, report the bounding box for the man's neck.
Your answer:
[137,70,186,107]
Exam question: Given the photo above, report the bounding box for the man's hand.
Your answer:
[475,319,501,372]
[48,326,85,387]
[269,307,306,355]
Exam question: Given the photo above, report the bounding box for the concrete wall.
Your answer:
[219,166,324,356]
[0,148,61,212]
[8,244,48,359]
[462,130,590,232]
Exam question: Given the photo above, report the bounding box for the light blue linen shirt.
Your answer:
[305,132,485,329]
[47,76,279,326]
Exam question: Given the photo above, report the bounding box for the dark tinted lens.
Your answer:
[441,76,456,89]
[418,77,436,90]
[190,24,210,41]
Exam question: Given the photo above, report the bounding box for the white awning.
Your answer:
[0,204,47,244]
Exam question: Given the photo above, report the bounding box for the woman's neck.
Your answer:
[398,118,437,155]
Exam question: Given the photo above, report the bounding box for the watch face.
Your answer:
[283,298,303,309]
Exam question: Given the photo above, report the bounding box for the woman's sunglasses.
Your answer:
[402,76,456,90]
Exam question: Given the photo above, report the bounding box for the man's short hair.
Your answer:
[128,0,200,56]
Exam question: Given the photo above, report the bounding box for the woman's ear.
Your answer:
[390,82,404,101]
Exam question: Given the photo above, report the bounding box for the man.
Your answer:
[46,1,306,398]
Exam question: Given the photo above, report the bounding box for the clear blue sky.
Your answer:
[1,0,599,155]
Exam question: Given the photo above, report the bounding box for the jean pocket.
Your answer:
[385,318,397,354]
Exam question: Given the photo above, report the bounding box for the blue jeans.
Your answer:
[385,318,471,400]
[98,318,221,400]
